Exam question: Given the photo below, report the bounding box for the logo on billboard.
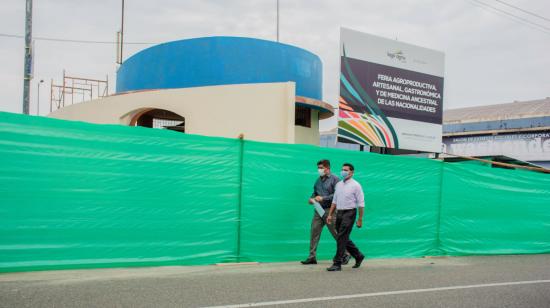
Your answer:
[386,50,406,63]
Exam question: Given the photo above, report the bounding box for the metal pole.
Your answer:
[62,70,66,107]
[276,0,279,42]
[432,162,445,256]
[22,0,33,114]
[236,133,245,262]
[116,31,121,64]
[120,0,125,63]
[50,78,53,113]
[37,79,43,115]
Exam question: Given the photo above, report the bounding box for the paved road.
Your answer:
[1,255,549,307]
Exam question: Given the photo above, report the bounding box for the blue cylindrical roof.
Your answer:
[116,36,322,100]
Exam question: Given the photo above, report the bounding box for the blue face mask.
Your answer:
[340,170,349,179]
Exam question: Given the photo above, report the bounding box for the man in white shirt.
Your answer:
[326,163,365,271]
[301,159,351,265]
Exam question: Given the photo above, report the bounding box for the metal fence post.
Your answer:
[236,134,245,262]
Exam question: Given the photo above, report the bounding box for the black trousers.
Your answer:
[333,209,363,266]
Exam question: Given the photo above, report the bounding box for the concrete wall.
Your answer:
[49,82,300,144]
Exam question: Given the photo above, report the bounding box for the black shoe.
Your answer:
[300,258,317,265]
[326,265,342,271]
[342,254,352,265]
[352,255,365,268]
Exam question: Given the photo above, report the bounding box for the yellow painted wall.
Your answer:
[49,82,317,144]
[294,110,320,145]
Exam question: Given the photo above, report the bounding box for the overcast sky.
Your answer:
[1,0,549,131]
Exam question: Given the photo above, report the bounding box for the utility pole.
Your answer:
[23,0,33,114]
[276,0,279,42]
[120,0,125,63]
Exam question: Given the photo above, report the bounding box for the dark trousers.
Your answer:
[333,209,363,266]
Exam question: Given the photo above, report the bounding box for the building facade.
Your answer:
[442,98,550,168]
[49,37,334,145]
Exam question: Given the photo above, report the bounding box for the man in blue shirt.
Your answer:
[301,159,351,265]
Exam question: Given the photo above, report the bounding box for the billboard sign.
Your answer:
[338,28,445,152]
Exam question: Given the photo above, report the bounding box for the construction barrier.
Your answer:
[1,112,549,272]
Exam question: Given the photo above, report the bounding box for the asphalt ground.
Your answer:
[1,254,549,308]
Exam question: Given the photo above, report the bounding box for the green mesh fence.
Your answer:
[0,112,549,272]
[240,141,442,262]
[440,161,550,255]
[0,113,240,272]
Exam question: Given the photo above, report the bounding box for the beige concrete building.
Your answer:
[49,82,334,145]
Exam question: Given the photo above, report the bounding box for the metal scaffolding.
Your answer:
[50,71,109,112]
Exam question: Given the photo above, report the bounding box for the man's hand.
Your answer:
[326,215,332,225]
[308,198,314,204]
[314,196,323,202]
[356,219,363,228]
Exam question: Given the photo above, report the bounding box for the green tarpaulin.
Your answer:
[1,112,549,272]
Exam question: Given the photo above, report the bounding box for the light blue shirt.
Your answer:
[333,178,365,210]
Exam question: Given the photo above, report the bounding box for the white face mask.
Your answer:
[318,168,326,176]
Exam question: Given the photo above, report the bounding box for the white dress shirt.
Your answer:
[333,178,365,210]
